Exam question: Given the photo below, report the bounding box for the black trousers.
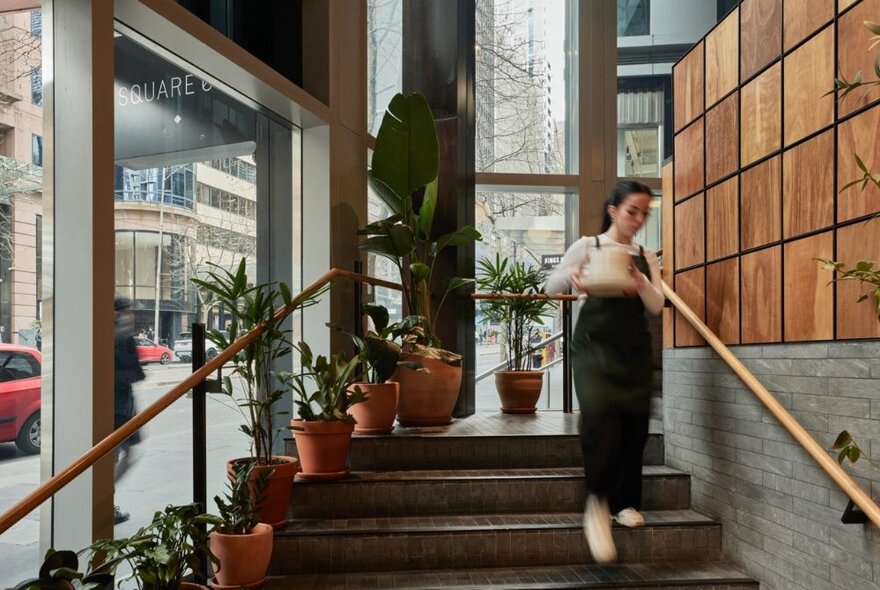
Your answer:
[579,404,649,514]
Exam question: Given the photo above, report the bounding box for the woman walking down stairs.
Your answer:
[264,412,756,589]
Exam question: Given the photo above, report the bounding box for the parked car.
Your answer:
[134,337,174,365]
[173,330,227,363]
[0,344,41,454]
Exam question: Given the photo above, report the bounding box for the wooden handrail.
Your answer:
[0,269,402,536]
[662,279,880,529]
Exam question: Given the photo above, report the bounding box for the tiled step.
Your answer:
[266,561,756,589]
[290,466,691,519]
[269,510,721,575]
[289,433,665,471]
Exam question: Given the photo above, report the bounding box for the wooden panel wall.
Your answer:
[669,0,880,346]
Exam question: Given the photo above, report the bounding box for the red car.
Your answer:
[0,344,41,454]
[134,337,174,364]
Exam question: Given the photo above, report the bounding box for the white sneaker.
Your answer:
[615,507,645,528]
[583,495,617,563]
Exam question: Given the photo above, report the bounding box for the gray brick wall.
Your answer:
[664,342,880,590]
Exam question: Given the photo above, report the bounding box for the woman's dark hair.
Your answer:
[600,180,654,233]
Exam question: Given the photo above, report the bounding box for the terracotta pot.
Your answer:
[392,354,462,426]
[347,382,399,434]
[291,419,354,480]
[208,523,273,590]
[226,456,299,530]
[494,370,544,414]
[179,583,210,590]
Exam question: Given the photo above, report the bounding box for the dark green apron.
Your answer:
[571,237,653,413]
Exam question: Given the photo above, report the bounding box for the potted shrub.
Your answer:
[208,461,273,590]
[476,254,557,413]
[83,504,222,590]
[281,342,367,480]
[14,549,113,590]
[337,304,425,434]
[192,258,313,529]
[359,92,481,426]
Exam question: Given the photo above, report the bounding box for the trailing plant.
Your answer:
[14,549,113,590]
[280,342,368,425]
[818,20,880,320]
[192,258,323,465]
[831,430,880,471]
[476,254,556,371]
[83,504,222,590]
[213,460,272,535]
[358,92,481,357]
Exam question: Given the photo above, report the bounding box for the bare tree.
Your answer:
[0,11,41,110]
[367,0,403,135]
[476,0,565,174]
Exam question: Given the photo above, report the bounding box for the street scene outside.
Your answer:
[0,361,252,588]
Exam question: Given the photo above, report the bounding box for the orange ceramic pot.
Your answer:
[226,457,299,530]
[291,419,354,480]
[392,355,462,426]
[347,382,399,434]
[494,370,543,414]
[208,523,273,590]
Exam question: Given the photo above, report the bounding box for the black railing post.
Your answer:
[562,302,573,413]
[191,323,208,583]
[354,260,364,341]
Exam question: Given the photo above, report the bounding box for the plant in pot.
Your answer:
[14,549,114,590]
[476,254,557,413]
[192,258,317,529]
[83,504,222,590]
[208,460,273,590]
[359,92,481,426]
[333,304,424,434]
[280,342,367,480]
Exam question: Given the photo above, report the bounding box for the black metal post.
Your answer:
[562,302,573,413]
[191,323,208,583]
[354,260,363,341]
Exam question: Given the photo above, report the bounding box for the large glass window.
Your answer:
[617,0,649,37]
[367,0,403,137]
[475,189,574,411]
[0,7,43,586]
[476,0,577,174]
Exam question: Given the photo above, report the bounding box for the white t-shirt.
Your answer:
[545,233,664,316]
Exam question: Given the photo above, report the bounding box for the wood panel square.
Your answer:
[783,26,834,146]
[740,0,782,80]
[783,130,834,238]
[838,0,880,116]
[741,63,781,166]
[674,42,705,132]
[741,246,782,343]
[741,156,781,249]
[783,232,834,341]
[706,92,738,184]
[674,118,705,200]
[707,178,738,261]
[662,161,675,283]
[675,195,705,270]
[706,8,739,107]
[707,258,740,344]
[836,223,880,339]
[837,104,880,222]
[784,0,833,50]
[839,0,857,10]
[675,267,706,347]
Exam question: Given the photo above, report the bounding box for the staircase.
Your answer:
[266,415,756,589]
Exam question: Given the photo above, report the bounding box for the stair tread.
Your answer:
[280,509,716,536]
[294,465,688,483]
[266,561,755,589]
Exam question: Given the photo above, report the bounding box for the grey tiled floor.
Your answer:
[340,465,684,482]
[266,561,756,589]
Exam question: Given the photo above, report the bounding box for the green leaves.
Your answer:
[476,254,557,371]
[817,256,880,319]
[281,342,367,423]
[371,93,439,203]
[214,460,272,535]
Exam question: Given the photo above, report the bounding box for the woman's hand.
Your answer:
[570,268,589,293]
[623,258,648,297]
